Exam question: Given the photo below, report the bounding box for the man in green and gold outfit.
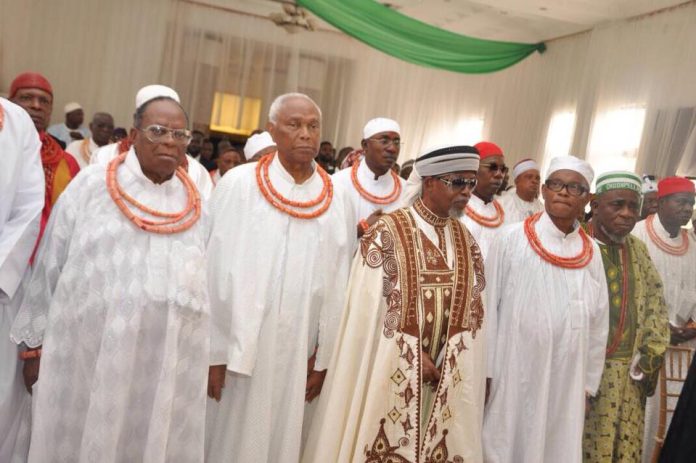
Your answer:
[583,171,670,462]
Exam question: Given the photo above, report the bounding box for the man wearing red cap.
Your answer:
[632,176,696,462]
[9,72,80,250]
[460,141,508,258]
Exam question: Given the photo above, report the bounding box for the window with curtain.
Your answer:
[587,107,646,178]
[541,111,576,177]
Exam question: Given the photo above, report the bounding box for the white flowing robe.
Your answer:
[10,149,211,463]
[332,158,406,226]
[483,212,609,463]
[92,142,213,200]
[499,191,544,225]
[0,97,44,462]
[461,194,505,259]
[205,155,354,463]
[633,217,696,463]
[66,137,99,168]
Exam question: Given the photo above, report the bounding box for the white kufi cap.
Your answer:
[64,102,82,114]
[363,117,401,139]
[512,158,540,180]
[546,155,594,185]
[244,131,276,159]
[135,84,180,110]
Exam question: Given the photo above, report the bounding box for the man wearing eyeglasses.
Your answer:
[461,141,508,259]
[11,85,211,462]
[332,117,406,239]
[483,155,609,463]
[303,145,487,463]
[9,72,81,253]
[90,85,213,200]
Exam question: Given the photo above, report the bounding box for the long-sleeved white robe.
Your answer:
[461,194,506,259]
[65,137,98,168]
[10,149,210,463]
[483,212,609,463]
[91,142,213,200]
[0,97,44,463]
[633,216,696,463]
[332,158,406,225]
[205,155,354,463]
[499,190,544,225]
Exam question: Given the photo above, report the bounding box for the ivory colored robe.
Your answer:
[332,158,406,227]
[0,97,44,462]
[461,194,505,259]
[205,155,354,463]
[483,212,609,463]
[302,200,487,463]
[11,149,210,462]
[633,216,696,463]
[499,190,543,225]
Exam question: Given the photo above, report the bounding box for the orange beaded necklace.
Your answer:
[256,153,332,219]
[350,158,402,205]
[465,198,505,227]
[645,214,689,256]
[524,212,593,269]
[106,152,201,234]
[80,139,91,164]
[0,104,4,131]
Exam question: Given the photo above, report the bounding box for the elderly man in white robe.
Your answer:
[10,92,210,462]
[302,145,487,463]
[332,118,406,239]
[461,141,508,258]
[500,158,544,224]
[632,176,696,463]
[91,85,213,200]
[482,155,609,463]
[205,93,353,463]
[0,97,44,462]
[65,112,114,168]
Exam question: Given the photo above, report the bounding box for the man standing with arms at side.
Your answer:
[205,93,354,463]
[500,158,543,224]
[583,171,670,462]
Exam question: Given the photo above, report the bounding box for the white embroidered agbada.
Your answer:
[302,199,488,463]
[483,212,609,463]
[633,216,696,463]
[10,148,211,463]
[0,97,44,462]
[499,190,544,225]
[205,155,354,463]
[332,157,406,224]
[65,137,98,168]
[461,194,505,259]
[91,142,213,200]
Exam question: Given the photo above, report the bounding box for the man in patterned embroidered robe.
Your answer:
[582,171,670,462]
[302,145,487,463]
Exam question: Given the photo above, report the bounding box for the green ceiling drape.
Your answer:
[297,0,546,74]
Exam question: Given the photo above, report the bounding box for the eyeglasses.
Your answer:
[545,178,588,197]
[138,124,192,145]
[437,176,478,191]
[481,162,509,174]
[368,136,402,148]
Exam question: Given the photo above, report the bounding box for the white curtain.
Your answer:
[2,0,696,176]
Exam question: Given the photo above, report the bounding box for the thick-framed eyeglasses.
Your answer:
[368,136,402,148]
[437,176,478,191]
[139,125,192,145]
[545,178,588,196]
[481,162,509,174]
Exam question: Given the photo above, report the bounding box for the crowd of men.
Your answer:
[1,71,695,463]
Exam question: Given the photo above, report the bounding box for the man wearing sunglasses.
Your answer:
[461,141,508,258]
[90,85,213,200]
[303,144,487,462]
[483,155,609,463]
[332,117,406,239]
